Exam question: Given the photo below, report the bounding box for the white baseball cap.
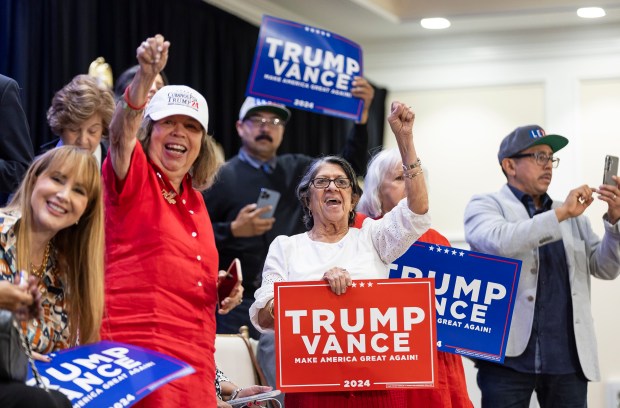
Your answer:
[238,97,291,122]
[146,85,209,130]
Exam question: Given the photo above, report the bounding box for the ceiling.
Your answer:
[206,0,620,47]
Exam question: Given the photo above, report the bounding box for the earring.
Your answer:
[75,219,79,225]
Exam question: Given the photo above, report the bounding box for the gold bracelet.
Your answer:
[267,298,275,318]
[404,169,423,179]
[402,158,421,172]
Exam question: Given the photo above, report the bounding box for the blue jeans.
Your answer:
[477,362,587,408]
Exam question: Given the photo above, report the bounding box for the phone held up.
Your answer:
[218,258,242,307]
[256,188,281,219]
[603,155,619,186]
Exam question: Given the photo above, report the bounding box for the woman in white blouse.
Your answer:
[249,102,430,408]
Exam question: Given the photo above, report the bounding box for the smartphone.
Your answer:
[603,155,619,185]
[256,188,281,219]
[218,258,242,305]
[228,390,282,407]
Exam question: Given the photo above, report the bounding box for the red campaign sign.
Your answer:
[274,279,437,393]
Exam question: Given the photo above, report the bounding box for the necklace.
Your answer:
[162,189,177,204]
[156,172,178,204]
[30,241,51,280]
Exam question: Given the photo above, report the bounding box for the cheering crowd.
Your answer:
[1,32,619,408]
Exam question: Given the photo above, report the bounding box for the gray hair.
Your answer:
[356,148,402,218]
[296,156,362,230]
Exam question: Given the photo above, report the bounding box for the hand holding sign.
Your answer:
[274,279,437,393]
[247,15,365,121]
[321,267,352,295]
[350,76,374,124]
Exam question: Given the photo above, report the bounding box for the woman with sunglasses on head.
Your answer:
[249,102,431,407]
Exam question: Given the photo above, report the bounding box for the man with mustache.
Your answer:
[202,78,374,400]
[464,125,620,408]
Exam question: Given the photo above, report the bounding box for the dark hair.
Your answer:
[113,65,169,100]
[296,156,362,230]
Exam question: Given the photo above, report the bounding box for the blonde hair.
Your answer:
[5,146,104,345]
[47,74,115,138]
[137,117,222,191]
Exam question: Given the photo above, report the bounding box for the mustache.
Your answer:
[255,134,273,142]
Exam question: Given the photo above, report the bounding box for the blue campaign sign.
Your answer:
[389,242,521,362]
[26,341,195,407]
[246,15,364,121]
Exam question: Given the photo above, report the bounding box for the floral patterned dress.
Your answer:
[0,211,70,353]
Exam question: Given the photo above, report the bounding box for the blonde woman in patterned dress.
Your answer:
[0,145,104,357]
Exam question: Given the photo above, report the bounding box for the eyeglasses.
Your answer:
[510,152,560,168]
[310,177,352,189]
[244,117,284,128]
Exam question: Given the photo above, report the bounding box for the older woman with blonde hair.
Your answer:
[2,145,104,349]
[46,74,115,168]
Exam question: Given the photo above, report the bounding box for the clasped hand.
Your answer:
[136,34,170,77]
[387,102,415,145]
[0,275,41,321]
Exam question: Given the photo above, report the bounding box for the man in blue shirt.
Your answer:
[464,125,620,407]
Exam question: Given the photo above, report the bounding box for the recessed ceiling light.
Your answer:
[420,18,451,30]
[577,7,606,18]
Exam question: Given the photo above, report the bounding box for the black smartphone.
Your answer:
[218,258,242,306]
[256,188,281,219]
[603,155,619,185]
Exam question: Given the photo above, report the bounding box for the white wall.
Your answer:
[365,24,620,408]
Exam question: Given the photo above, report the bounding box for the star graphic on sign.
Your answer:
[452,250,457,255]
[429,246,435,251]
[360,282,365,288]
[367,282,373,287]
[459,251,465,257]
[444,248,450,254]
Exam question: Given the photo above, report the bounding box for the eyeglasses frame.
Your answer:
[309,177,352,189]
[509,152,560,168]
